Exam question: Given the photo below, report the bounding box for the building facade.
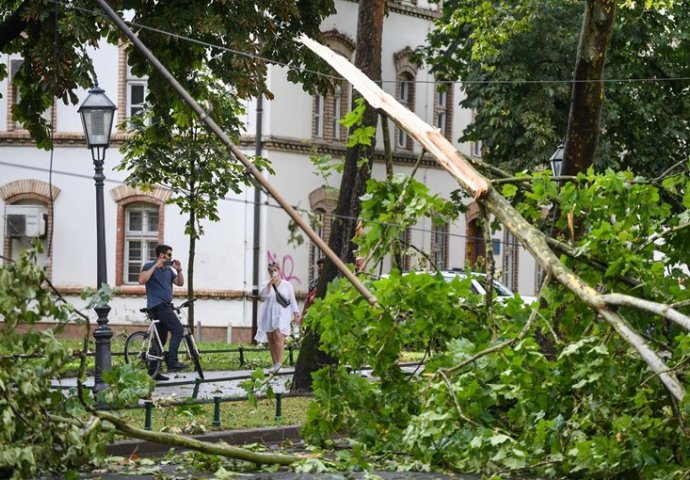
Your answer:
[0,0,539,342]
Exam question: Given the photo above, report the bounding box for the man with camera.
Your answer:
[138,244,187,380]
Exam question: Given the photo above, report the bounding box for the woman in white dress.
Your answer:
[254,262,300,373]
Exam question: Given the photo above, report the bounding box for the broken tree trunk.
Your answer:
[299,34,688,402]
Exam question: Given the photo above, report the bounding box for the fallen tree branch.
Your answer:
[299,34,687,402]
[96,411,300,466]
[600,293,690,331]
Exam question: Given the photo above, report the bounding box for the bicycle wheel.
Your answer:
[184,335,205,380]
[124,331,161,379]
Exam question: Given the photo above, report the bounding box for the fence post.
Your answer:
[288,345,294,365]
[275,392,283,424]
[239,346,245,367]
[192,378,202,399]
[144,400,153,431]
[212,396,221,428]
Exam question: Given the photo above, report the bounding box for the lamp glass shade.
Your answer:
[78,86,117,148]
[549,144,564,177]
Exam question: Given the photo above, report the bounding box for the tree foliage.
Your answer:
[0,251,109,478]
[418,0,690,177]
[302,166,690,477]
[0,0,336,148]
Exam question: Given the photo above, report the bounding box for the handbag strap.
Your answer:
[272,283,289,304]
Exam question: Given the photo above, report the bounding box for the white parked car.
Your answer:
[406,269,537,305]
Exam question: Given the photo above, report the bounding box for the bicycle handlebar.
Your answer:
[177,298,197,310]
[140,298,198,316]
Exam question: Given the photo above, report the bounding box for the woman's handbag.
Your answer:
[273,284,291,308]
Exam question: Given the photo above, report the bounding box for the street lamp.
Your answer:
[549,143,565,177]
[78,84,117,394]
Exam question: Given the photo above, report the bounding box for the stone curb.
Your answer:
[107,425,302,457]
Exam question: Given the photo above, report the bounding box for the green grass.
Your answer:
[114,396,311,433]
[57,338,276,376]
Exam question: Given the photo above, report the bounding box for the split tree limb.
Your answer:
[299,35,490,199]
[299,35,687,402]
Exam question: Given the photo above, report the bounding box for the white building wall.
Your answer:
[0,1,539,339]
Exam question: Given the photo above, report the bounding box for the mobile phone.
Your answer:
[164,259,174,267]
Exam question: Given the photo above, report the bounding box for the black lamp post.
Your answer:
[549,143,565,177]
[78,85,117,393]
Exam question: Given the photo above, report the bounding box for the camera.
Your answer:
[164,259,174,267]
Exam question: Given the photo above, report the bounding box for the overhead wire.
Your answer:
[46,0,690,88]
[0,159,528,251]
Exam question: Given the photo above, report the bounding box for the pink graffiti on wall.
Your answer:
[267,251,302,284]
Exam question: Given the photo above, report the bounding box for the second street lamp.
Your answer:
[549,143,565,178]
[78,84,117,394]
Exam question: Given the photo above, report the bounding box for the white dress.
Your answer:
[254,279,299,343]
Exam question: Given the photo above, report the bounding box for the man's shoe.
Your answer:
[268,363,282,375]
[167,362,188,372]
[153,373,169,381]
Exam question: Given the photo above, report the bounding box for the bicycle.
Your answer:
[124,298,205,380]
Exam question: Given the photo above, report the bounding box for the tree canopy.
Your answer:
[418,0,690,177]
[0,0,336,148]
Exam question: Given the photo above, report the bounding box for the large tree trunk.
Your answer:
[292,0,385,391]
[562,0,616,176]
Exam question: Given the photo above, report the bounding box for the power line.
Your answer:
[47,0,690,88]
[0,159,528,250]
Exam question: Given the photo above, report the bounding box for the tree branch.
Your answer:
[96,411,300,466]
[0,1,30,51]
[601,293,690,331]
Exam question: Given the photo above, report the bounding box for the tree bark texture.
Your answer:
[563,0,616,175]
[292,0,385,391]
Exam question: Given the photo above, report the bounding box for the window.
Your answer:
[314,95,325,138]
[332,85,342,141]
[127,82,147,120]
[123,203,159,284]
[502,230,518,290]
[313,81,349,142]
[308,186,339,285]
[430,221,448,270]
[8,58,53,130]
[434,83,454,140]
[395,71,415,150]
[1,179,60,276]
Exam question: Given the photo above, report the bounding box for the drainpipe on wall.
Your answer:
[251,94,263,343]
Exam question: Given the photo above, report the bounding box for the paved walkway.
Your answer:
[52,366,298,400]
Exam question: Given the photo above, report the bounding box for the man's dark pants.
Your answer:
[151,302,184,366]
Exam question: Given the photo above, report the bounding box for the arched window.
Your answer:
[308,187,339,284]
[112,185,169,286]
[1,179,60,277]
[394,47,417,151]
[312,30,354,143]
